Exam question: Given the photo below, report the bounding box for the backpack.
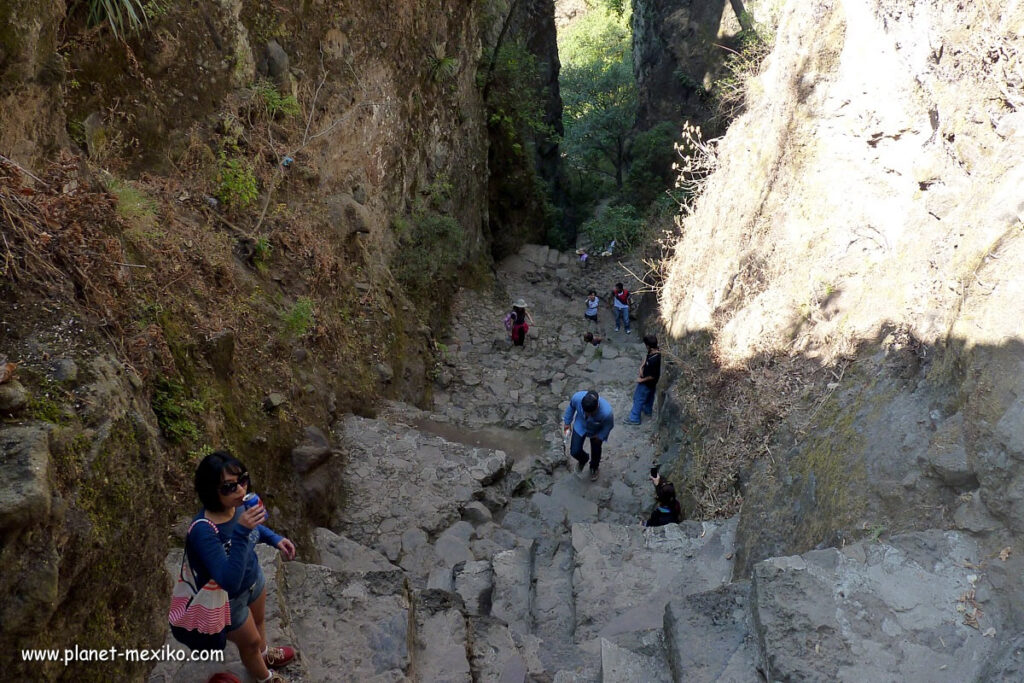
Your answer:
[503,312,514,333]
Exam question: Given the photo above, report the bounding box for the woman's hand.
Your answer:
[276,538,297,561]
[239,504,267,529]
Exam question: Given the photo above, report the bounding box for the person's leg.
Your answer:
[624,309,631,333]
[227,612,271,681]
[249,588,268,653]
[589,438,603,472]
[642,385,656,416]
[614,308,622,331]
[569,430,588,469]
[628,384,645,423]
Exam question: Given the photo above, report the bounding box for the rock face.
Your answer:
[660,0,1024,588]
[752,532,1000,682]
[632,0,727,128]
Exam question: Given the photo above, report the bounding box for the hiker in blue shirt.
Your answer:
[186,452,297,682]
[562,390,614,481]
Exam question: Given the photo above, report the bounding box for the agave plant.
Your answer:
[85,0,149,40]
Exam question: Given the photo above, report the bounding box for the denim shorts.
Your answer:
[227,563,266,631]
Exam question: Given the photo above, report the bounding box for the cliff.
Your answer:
[659,0,1024,598]
[0,1,560,679]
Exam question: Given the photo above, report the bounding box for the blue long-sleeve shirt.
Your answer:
[186,508,283,597]
[563,390,614,441]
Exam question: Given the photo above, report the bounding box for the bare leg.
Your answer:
[226,611,270,680]
[249,588,268,652]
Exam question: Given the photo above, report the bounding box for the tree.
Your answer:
[559,6,636,192]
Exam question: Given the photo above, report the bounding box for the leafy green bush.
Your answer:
[151,377,202,443]
[624,122,679,207]
[252,80,300,119]
[392,210,466,297]
[216,153,258,209]
[485,41,553,143]
[282,297,315,338]
[580,204,645,253]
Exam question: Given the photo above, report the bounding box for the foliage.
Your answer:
[579,204,644,253]
[625,122,680,207]
[251,80,300,119]
[216,153,258,209]
[559,3,636,197]
[253,236,272,269]
[428,47,459,84]
[392,206,467,301]
[84,0,149,40]
[151,377,202,443]
[283,297,315,338]
[103,175,157,222]
[485,40,554,144]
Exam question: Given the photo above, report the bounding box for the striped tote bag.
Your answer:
[168,518,231,650]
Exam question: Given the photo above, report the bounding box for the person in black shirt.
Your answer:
[644,475,682,527]
[624,334,660,424]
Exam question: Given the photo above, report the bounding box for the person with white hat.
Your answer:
[507,298,534,346]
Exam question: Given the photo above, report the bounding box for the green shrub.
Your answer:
[252,80,300,119]
[151,377,202,443]
[580,204,644,253]
[253,236,273,269]
[282,297,315,338]
[216,153,258,209]
[393,210,466,297]
[624,122,680,207]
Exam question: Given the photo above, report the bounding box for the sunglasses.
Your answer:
[219,473,250,496]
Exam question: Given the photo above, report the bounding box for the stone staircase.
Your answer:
[150,246,1008,682]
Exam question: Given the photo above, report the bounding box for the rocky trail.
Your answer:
[151,246,1006,683]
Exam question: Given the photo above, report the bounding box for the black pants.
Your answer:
[570,431,603,472]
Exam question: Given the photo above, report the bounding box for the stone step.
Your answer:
[752,530,1000,682]
[571,519,737,644]
[281,560,410,681]
[600,638,672,683]
[664,582,760,683]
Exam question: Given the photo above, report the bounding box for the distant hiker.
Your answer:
[644,474,682,527]
[577,249,589,268]
[562,389,614,481]
[624,334,660,425]
[610,282,631,334]
[584,290,600,323]
[583,331,603,346]
[508,298,533,347]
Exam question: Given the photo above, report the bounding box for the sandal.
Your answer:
[263,645,296,669]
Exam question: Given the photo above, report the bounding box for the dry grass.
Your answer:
[667,340,822,520]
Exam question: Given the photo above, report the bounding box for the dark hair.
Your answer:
[656,481,677,505]
[583,332,594,343]
[581,390,599,413]
[615,282,623,290]
[513,308,525,324]
[195,450,247,512]
[588,290,596,296]
[643,334,658,349]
